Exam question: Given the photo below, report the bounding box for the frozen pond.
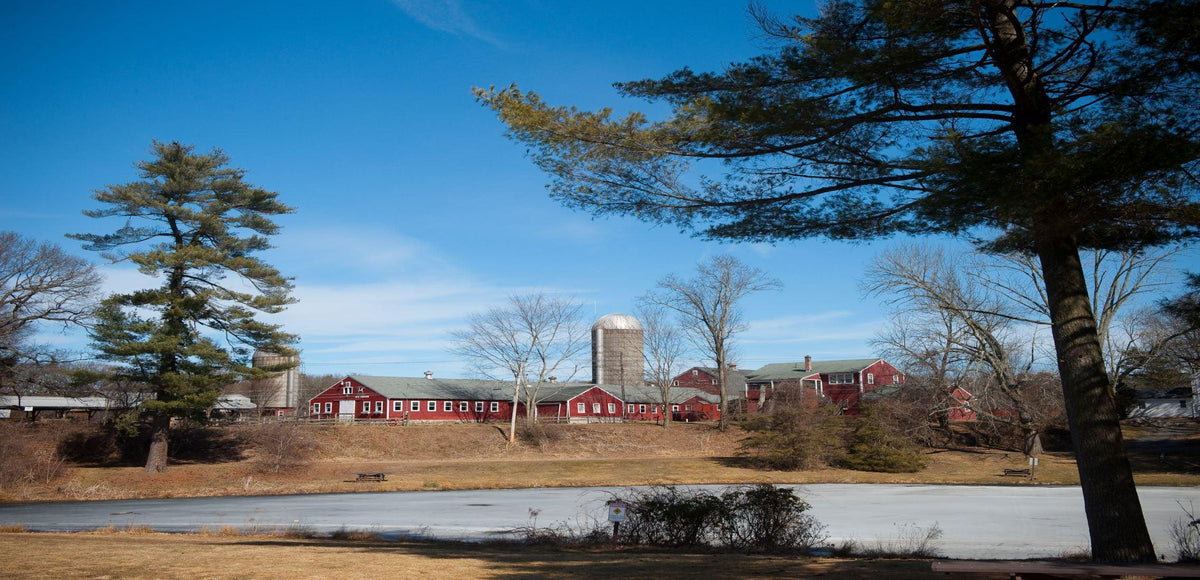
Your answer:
[2,484,1198,560]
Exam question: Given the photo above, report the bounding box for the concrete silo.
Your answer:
[251,350,300,413]
[592,313,644,386]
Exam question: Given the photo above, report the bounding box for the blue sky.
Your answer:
[2,1,1194,379]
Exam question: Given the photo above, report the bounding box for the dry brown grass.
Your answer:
[0,531,1010,579]
[1,420,1196,503]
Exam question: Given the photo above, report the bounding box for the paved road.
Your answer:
[3,484,1198,560]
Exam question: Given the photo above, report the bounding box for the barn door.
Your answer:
[338,399,355,422]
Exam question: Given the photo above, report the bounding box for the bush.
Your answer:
[516,421,564,448]
[1171,502,1200,562]
[856,522,944,558]
[712,484,828,552]
[0,423,66,488]
[611,485,827,553]
[840,407,926,473]
[618,485,724,547]
[249,422,316,473]
[739,405,845,470]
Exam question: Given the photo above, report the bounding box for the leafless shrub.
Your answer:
[856,522,943,559]
[249,422,317,473]
[0,424,66,488]
[1171,502,1200,562]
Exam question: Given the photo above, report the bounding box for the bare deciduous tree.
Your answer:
[0,231,102,401]
[637,303,686,429]
[866,245,1039,427]
[972,248,1178,381]
[867,244,1174,432]
[451,292,589,444]
[643,255,780,429]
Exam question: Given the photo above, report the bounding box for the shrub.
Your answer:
[712,484,827,552]
[1171,502,1200,562]
[610,484,827,553]
[856,522,944,558]
[0,423,66,488]
[739,405,845,470]
[840,407,926,473]
[516,422,564,448]
[618,486,723,547]
[249,422,316,473]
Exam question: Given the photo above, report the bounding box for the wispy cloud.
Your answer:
[744,311,883,345]
[391,0,504,47]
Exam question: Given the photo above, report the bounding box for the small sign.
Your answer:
[607,501,628,523]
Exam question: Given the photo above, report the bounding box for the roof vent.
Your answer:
[424,371,433,379]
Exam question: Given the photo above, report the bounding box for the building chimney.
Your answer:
[804,355,812,371]
[424,371,433,379]
[727,363,737,371]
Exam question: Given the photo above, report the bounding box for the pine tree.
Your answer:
[479,1,1200,561]
[72,141,297,473]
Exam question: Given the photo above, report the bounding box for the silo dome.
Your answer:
[592,313,644,331]
[592,313,644,386]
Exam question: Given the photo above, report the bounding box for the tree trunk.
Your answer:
[1035,232,1155,563]
[716,355,729,430]
[144,412,170,473]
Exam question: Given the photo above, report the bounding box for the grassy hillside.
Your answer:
[1,420,1197,502]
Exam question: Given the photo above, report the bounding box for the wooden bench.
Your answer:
[353,472,387,482]
[932,559,1200,578]
[1003,468,1032,477]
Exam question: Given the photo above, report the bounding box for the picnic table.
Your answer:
[353,472,387,482]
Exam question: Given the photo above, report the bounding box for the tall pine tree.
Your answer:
[480,1,1200,562]
[72,141,297,473]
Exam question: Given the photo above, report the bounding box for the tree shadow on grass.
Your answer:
[58,423,248,466]
[224,538,978,579]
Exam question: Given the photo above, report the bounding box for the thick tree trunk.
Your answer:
[1035,232,1156,563]
[144,412,170,473]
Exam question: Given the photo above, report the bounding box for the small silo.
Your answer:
[251,349,301,411]
[592,313,644,386]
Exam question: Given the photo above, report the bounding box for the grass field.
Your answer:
[0,529,1011,579]
[2,420,1198,502]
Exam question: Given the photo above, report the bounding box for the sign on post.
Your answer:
[606,500,628,545]
[607,501,628,523]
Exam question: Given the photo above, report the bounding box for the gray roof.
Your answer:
[0,396,127,410]
[603,384,720,405]
[215,394,257,411]
[346,375,599,403]
[747,358,882,382]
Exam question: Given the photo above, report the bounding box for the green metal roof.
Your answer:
[745,359,882,382]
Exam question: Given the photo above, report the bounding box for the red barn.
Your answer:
[670,366,748,415]
[607,385,721,423]
[309,376,518,423]
[534,384,625,423]
[741,356,905,414]
[308,376,635,424]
